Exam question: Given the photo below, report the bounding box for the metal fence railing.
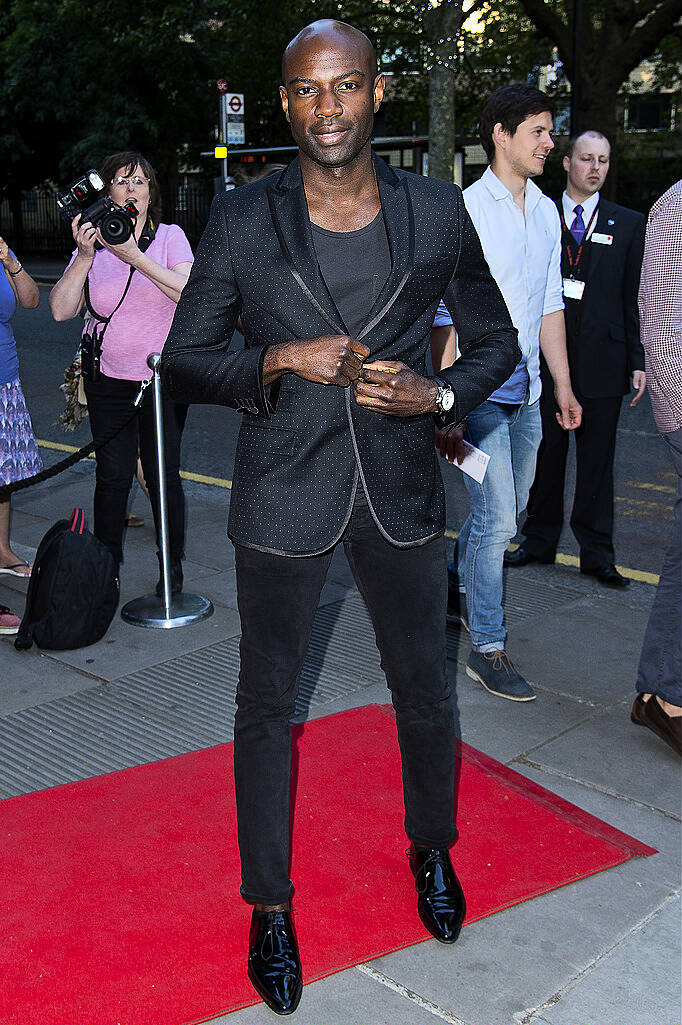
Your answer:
[0,182,215,256]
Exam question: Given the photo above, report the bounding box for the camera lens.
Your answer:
[100,212,133,245]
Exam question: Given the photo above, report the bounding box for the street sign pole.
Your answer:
[220,92,228,186]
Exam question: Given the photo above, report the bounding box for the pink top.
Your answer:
[71,223,193,381]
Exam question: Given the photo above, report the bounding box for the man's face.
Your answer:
[280,32,384,169]
[500,111,555,179]
[563,135,610,198]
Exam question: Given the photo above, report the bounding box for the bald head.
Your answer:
[282,20,377,84]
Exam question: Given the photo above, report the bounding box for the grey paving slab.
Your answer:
[44,602,241,681]
[207,962,453,1025]
[0,642,101,714]
[372,855,675,1025]
[194,568,239,609]
[451,660,598,765]
[506,600,650,705]
[539,897,681,1025]
[183,524,237,570]
[521,702,682,819]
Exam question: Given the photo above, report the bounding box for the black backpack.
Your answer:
[15,508,119,650]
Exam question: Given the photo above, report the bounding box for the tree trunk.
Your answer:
[428,65,456,181]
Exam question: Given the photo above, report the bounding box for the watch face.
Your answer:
[441,388,455,411]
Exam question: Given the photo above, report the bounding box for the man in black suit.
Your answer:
[162,20,518,1014]
[506,131,646,587]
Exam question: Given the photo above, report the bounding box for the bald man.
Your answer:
[162,20,519,1013]
[508,131,646,586]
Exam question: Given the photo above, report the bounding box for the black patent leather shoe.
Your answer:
[580,564,629,588]
[408,846,466,944]
[503,546,553,568]
[247,908,303,1015]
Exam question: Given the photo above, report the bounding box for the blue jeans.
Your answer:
[450,397,542,650]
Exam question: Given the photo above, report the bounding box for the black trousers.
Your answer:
[84,373,188,568]
[522,380,622,570]
[233,488,456,905]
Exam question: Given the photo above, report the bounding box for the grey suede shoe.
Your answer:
[466,649,536,701]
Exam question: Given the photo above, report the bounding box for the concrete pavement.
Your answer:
[1,436,679,1025]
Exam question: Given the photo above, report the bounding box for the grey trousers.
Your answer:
[636,428,682,706]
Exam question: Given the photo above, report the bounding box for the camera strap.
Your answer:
[83,215,157,326]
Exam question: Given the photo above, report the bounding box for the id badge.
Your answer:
[591,232,613,246]
[563,278,585,300]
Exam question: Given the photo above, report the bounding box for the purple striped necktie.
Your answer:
[570,204,586,243]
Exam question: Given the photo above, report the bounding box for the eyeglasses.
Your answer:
[110,175,149,187]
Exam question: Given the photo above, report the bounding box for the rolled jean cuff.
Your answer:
[240,882,294,906]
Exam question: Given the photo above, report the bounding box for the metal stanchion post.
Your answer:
[121,353,214,629]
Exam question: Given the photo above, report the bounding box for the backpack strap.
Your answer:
[70,508,86,534]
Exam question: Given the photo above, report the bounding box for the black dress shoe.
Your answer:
[580,564,629,588]
[631,694,682,755]
[247,908,303,1015]
[407,846,466,944]
[503,546,553,568]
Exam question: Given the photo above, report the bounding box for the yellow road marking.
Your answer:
[36,440,659,584]
[624,480,675,495]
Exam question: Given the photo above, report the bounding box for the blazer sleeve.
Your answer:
[160,195,271,416]
[624,212,646,375]
[436,193,521,424]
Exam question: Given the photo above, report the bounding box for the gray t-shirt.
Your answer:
[311,211,391,338]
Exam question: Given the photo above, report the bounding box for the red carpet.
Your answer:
[0,704,654,1025]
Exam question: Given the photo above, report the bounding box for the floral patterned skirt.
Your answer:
[0,378,43,486]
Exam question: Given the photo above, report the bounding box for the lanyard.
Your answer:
[560,204,599,276]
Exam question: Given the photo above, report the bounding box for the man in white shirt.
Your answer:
[507,131,646,587]
[436,84,581,701]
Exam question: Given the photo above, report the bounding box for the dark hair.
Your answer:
[479,85,555,162]
[99,151,162,224]
[565,130,610,159]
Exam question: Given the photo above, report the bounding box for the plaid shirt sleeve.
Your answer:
[638,180,682,433]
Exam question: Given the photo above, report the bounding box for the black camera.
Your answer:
[56,169,137,246]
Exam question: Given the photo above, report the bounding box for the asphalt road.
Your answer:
[12,286,671,578]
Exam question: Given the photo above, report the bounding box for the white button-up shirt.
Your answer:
[435,165,564,404]
[561,189,599,241]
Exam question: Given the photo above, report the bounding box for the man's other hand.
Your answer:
[264,335,370,387]
[554,385,582,430]
[354,361,438,416]
[435,423,467,464]
[630,370,647,407]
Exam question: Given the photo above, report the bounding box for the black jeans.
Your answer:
[233,488,456,905]
[84,373,187,568]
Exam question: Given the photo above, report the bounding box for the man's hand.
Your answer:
[630,370,646,407]
[264,335,370,387]
[435,423,467,464]
[354,360,438,416]
[554,384,582,430]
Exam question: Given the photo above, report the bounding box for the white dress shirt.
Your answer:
[562,190,600,241]
[435,166,564,404]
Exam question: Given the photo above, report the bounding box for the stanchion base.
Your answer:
[121,593,214,629]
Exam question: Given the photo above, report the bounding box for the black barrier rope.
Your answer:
[0,404,140,502]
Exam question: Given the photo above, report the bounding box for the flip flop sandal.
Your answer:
[0,561,32,577]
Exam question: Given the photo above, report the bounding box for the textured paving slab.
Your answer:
[0,594,382,798]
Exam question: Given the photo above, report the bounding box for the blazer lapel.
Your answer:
[357,156,415,341]
[266,157,347,334]
[589,200,614,277]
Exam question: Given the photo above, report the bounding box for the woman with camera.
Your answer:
[49,151,193,594]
